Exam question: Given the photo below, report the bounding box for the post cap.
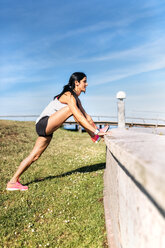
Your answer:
[116,91,126,100]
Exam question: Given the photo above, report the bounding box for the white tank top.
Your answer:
[36,98,67,124]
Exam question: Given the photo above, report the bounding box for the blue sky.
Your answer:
[0,0,165,120]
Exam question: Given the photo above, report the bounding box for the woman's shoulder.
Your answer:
[64,91,72,96]
[59,91,77,104]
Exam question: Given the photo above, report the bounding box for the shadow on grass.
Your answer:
[26,162,105,185]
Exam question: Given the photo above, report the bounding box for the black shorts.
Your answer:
[36,116,53,137]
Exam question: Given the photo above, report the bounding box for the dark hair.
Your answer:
[54,72,86,103]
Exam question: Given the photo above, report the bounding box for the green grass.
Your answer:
[0,120,108,248]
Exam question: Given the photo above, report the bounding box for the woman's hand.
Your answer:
[98,130,111,137]
[98,132,106,137]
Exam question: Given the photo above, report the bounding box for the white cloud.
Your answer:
[89,58,165,86]
[80,36,165,62]
[87,36,165,86]
[0,74,60,91]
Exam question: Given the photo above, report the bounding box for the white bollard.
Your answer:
[116,91,126,128]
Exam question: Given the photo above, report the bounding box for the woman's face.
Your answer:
[78,77,88,93]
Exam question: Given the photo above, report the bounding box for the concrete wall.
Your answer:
[104,129,165,248]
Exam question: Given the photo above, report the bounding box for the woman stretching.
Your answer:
[6,72,109,191]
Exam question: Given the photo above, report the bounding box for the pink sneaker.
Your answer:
[99,125,109,133]
[91,135,101,143]
[6,181,28,191]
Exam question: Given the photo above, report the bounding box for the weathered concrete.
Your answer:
[104,129,165,248]
[116,91,126,129]
[117,100,125,128]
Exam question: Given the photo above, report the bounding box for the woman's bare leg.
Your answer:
[9,106,73,184]
[45,106,72,135]
[9,136,52,183]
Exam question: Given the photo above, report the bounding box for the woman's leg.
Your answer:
[9,106,73,184]
[9,136,52,183]
[47,107,95,137]
[45,106,72,135]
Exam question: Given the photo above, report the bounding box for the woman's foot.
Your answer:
[91,135,101,143]
[6,180,28,191]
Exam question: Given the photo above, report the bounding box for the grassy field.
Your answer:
[0,120,108,248]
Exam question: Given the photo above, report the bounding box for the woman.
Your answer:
[6,72,109,191]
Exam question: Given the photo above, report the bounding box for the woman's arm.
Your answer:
[66,94,98,136]
[77,98,97,129]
